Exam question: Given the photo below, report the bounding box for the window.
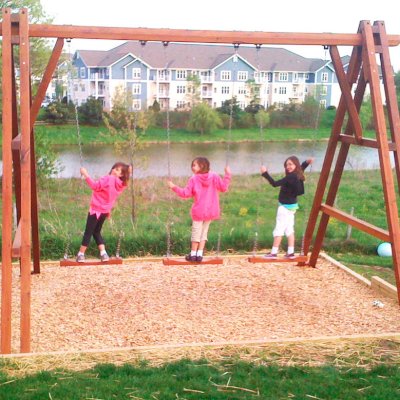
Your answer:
[80,67,85,78]
[176,85,186,94]
[278,72,288,81]
[158,70,169,80]
[176,70,187,79]
[268,72,273,82]
[80,84,85,92]
[237,71,248,81]
[74,84,78,91]
[320,99,327,108]
[132,84,141,95]
[221,86,230,94]
[132,68,141,79]
[132,99,141,110]
[321,85,327,95]
[321,72,328,82]
[279,87,287,94]
[239,101,246,109]
[238,86,247,95]
[305,73,310,80]
[221,71,231,80]
[176,100,186,109]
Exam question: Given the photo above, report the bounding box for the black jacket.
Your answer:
[262,161,310,205]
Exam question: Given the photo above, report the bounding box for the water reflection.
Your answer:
[0,141,386,179]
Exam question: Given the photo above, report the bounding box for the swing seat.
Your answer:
[60,257,123,267]
[162,257,224,266]
[248,255,308,264]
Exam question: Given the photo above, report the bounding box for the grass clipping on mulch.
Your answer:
[1,337,400,377]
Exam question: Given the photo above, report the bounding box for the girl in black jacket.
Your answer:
[261,156,313,259]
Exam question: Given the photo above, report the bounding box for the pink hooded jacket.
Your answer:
[172,171,231,221]
[85,175,126,216]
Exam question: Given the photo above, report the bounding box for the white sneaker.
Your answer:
[263,253,278,259]
[76,254,85,263]
[101,253,110,262]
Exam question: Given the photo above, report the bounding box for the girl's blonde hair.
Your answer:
[192,157,210,173]
[284,156,305,181]
[110,162,130,185]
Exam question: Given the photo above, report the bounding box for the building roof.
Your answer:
[76,42,329,72]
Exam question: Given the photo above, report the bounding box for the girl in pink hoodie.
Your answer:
[76,162,131,262]
[168,157,231,262]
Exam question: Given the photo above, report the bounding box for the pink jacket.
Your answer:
[85,175,126,215]
[172,171,231,221]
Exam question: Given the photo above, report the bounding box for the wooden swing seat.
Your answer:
[162,257,223,266]
[248,255,308,264]
[60,258,123,267]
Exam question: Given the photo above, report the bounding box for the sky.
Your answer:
[40,0,400,72]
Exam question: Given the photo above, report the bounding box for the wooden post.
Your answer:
[18,8,32,353]
[1,8,14,355]
[362,21,400,304]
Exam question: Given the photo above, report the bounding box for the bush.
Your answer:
[43,100,74,124]
[236,112,255,128]
[78,97,104,125]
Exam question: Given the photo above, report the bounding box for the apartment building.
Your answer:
[70,41,350,112]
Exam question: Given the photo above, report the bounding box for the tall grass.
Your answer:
[0,359,399,399]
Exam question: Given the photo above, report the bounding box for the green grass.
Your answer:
[29,124,334,145]
[0,359,399,399]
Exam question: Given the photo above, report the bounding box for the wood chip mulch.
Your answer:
[6,257,400,354]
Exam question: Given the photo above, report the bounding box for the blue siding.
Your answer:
[126,82,147,110]
[214,57,255,81]
[111,55,135,79]
[73,56,87,79]
[126,59,148,80]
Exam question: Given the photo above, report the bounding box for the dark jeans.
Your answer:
[81,213,108,247]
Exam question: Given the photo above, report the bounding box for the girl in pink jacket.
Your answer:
[168,157,231,262]
[76,162,131,262]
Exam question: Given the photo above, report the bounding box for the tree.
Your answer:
[245,78,261,104]
[34,129,64,181]
[300,95,320,128]
[255,109,270,130]
[103,87,151,222]
[0,0,54,113]
[359,95,373,130]
[43,100,73,123]
[187,102,222,135]
[217,97,241,120]
[186,72,201,108]
[245,100,265,115]
[78,96,104,125]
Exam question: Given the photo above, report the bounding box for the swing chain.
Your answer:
[116,230,124,258]
[63,234,71,260]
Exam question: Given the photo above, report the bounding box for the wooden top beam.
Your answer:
[0,23,400,46]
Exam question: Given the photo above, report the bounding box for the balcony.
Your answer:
[201,91,213,97]
[200,75,212,82]
[157,75,170,82]
[158,91,170,97]
[90,72,106,80]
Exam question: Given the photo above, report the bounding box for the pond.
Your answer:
[53,141,385,179]
[0,140,388,178]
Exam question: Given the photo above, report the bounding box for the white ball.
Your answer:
[377,242,392,257]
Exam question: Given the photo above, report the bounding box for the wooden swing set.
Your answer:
[1,8,400,354]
